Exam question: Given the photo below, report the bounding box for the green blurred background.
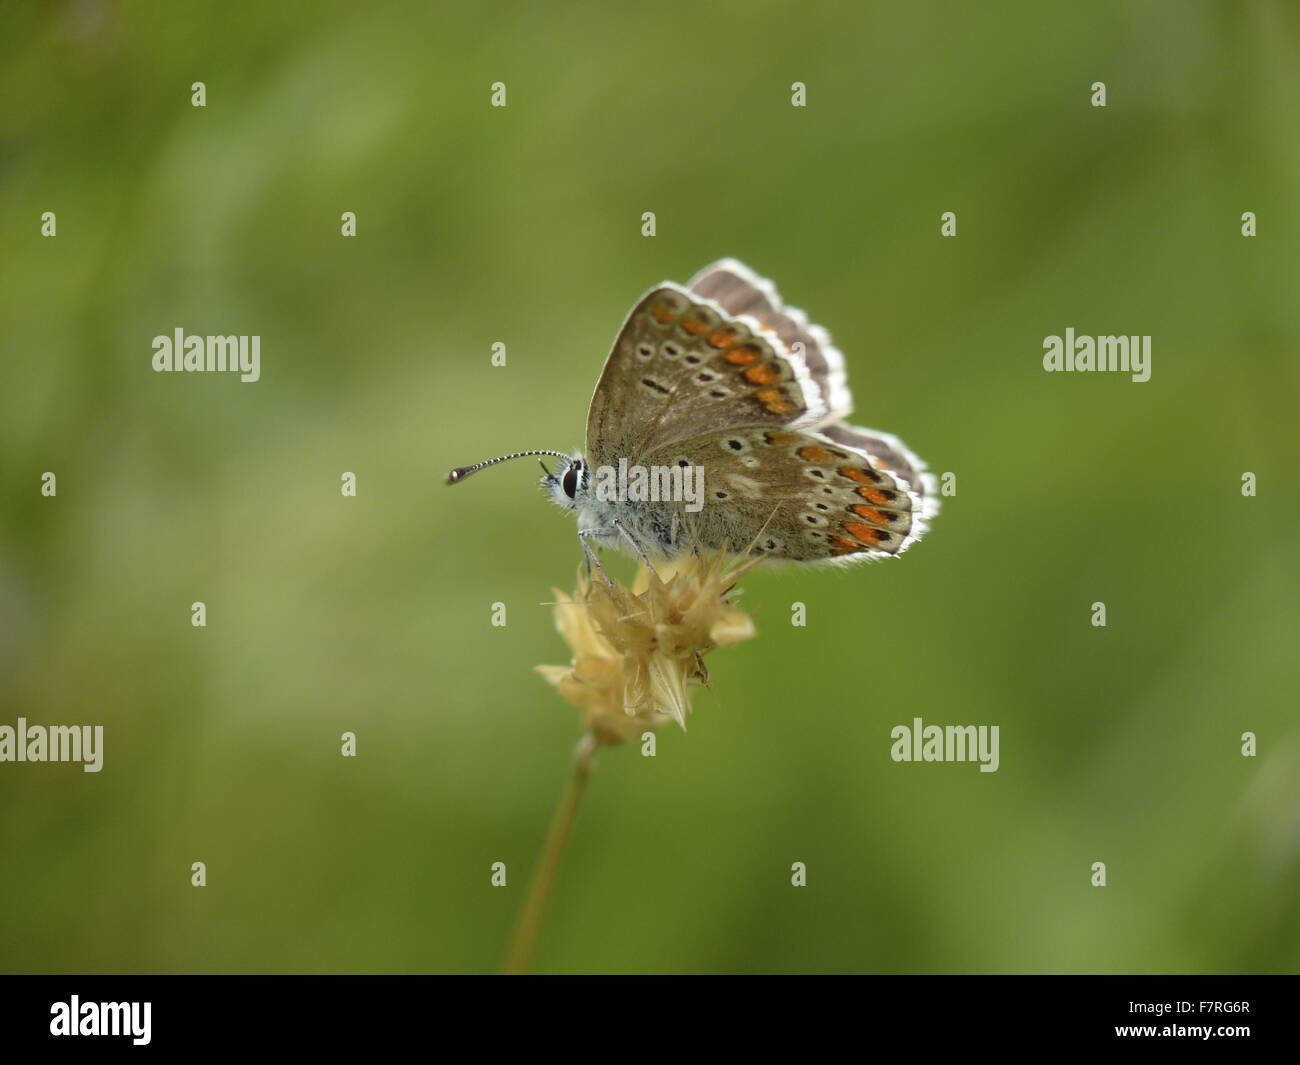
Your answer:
[2,1,1297,973]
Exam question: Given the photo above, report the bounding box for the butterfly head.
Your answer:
[540,453,588,512]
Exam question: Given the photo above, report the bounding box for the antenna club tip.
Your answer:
[445,468,466,485]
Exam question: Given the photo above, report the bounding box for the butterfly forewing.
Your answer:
[687,259,853,421]
[584,284,828,468]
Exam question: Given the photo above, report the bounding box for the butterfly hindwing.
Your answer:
[819,422,937,522]
[640,424,928,562]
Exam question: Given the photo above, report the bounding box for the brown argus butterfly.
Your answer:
[447,260,938,568]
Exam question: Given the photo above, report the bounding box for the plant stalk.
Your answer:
[504,734,596,974]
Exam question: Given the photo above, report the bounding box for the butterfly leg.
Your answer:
[577,529,613,588]
[612,520,660,581]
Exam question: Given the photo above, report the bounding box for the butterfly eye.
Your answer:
[561,465,579,499]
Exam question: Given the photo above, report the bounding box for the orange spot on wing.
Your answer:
[724,344,761,365]
[851,504,889,526]
[832,536,862,554]
[856,485,892,505]
[755,388,794,414]
[797,445,835,462]
[744,363,781,385]
[707,329,736,348]
[650,302,675,324]
[765,431,799,444]
[844,522,884,545]
[839,465,881,484]
[681,315,708,335]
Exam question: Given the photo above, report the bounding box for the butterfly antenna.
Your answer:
[445,450,572,485]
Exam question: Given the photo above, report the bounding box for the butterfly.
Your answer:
[447,259,937,568]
